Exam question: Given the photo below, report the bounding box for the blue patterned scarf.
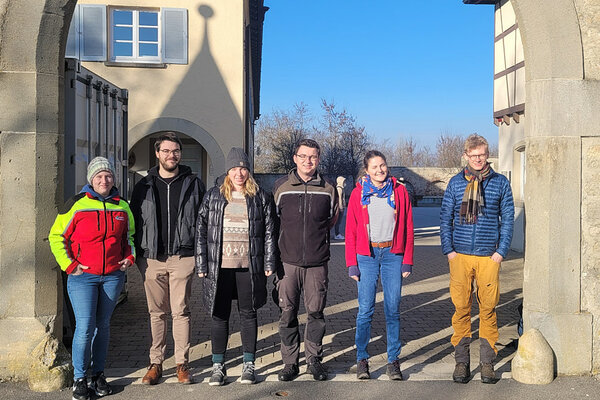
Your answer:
[360,175,396,209]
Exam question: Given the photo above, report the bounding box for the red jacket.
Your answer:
[345,177,414,267]
[49,187,136,275]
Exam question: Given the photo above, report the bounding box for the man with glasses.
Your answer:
[272,138,338,381]
[440,134,514,384]
[130,132,206,385]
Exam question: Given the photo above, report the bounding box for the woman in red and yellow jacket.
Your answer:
[345,150,414,381]
[49,157,135,400]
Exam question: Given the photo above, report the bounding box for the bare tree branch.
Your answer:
[315,100,372,181]
[255,103,311,173]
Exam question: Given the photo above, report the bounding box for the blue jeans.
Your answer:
[355,248,403,363]
[67,270,125,379]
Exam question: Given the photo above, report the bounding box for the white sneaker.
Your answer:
[335,234,344,240]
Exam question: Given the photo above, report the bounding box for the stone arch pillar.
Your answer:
[512,0,600,375]
[0,0,76,389]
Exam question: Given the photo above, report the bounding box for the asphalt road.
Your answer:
[1,376,599,400]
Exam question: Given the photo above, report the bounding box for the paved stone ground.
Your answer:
[105,207,523,383]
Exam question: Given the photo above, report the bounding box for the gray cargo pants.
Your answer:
[277,262,329,365]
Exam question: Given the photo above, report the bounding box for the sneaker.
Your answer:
[386,360,403,381]
[277,364,299,381]
[72,378,90,400]
[141,363,162,385]
[90,372,112,397]
[240,361,256,384]
[307,359,328,381]
[480,362,496,384]
[334,234,344,240]
[356,359,370,380]
[176,363,193,384]
[453,362,470,384]
[209,363,226,386]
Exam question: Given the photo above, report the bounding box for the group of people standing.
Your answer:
[48,132,513,400]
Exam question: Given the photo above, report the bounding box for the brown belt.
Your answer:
[370,241,393,248]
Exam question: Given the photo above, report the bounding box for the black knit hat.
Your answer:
[226,147,250,172]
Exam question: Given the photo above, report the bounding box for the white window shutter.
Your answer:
[162,8,188,64]
[65,4,80,59]
[80,4,107,61]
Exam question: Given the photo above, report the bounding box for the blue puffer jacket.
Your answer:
[440,168,514,257]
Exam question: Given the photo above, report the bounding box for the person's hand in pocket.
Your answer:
[72,264,89,275]
[491,252,503,264]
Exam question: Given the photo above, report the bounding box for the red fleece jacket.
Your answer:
[344,177,414,267]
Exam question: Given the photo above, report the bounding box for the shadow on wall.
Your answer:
[157,4,242,179]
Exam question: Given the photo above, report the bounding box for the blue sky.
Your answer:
[260,0,497,147]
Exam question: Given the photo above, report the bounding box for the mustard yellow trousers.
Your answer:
[449,253,500,356]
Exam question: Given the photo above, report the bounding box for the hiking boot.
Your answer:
[72,377,90,400]
[356,359,370,380]
[90,372,112,397]
[386,360,403,381]
[307,359,328,381]
[277,364,299,381]
[176,363,193,384]
[209,363,226,386]
[240,361,256,384]
[453,362,470,384]
[142,363,162,385]
[480,362,496,384]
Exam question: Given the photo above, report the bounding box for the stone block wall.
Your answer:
[581,137,600,373]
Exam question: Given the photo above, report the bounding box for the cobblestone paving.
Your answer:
[106,208,523,382]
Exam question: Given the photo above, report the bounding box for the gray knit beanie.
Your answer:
[87,156,116,184]
[226,147,250,172]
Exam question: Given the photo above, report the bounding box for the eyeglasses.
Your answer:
[466,153,488,160]
[159,149,181,156]
[295,154,319,161]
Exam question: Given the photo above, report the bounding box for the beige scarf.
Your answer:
[460,163,491,224]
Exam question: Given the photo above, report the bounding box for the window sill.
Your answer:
[104,61,167,68]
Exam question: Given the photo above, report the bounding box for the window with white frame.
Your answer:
[111,9,160,62]
[66,4,188,65]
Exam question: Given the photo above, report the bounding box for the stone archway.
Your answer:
[0,0,598,389]
[128,117,226,182]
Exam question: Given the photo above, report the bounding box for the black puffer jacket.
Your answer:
[195,186,279,315]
